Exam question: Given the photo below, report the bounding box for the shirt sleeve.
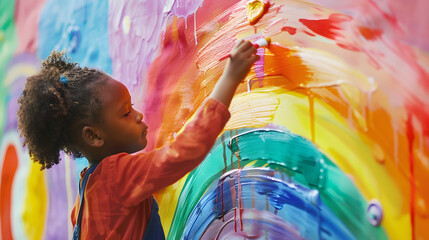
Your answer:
[71,197,78,227]
[106,98,230,207]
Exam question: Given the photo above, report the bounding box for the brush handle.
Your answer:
[253,38,270,48]
[218,53,232,61]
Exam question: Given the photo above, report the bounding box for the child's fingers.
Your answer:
[240,41,255,52]
[238,45,258,59]
[234,40,254,53]
[251,54,261,62]
[234,39,245,47]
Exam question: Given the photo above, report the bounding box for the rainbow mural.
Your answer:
[1,0,428,239]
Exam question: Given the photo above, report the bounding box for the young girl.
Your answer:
[17,40,259,239]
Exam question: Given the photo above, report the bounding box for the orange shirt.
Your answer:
[71,99,230,239]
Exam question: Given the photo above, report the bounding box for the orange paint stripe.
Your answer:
[406,113,415,240]
[1,145,18,240]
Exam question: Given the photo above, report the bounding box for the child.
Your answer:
[17,40,259,239]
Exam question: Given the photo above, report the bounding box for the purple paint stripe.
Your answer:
[5,53,39,71]
[171,0,204,18]
[108,0,204,91]
[5,54,39,132]
[255,47,265,87]
[44,153,70,240]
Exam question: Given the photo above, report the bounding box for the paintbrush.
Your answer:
[218,37,271,61]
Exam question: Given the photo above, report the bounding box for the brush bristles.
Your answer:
[265,37,271,46]
[254,37,271,47]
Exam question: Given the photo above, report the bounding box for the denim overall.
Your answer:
[73,163,165,240]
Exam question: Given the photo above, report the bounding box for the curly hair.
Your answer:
[17,51,105,170]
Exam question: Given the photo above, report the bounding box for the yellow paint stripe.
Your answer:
[4,64,38,86]
[156,173,189,235]
[269,89,409,239]
[23,160,47,240]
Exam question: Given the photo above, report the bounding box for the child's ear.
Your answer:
[82,126,104,147]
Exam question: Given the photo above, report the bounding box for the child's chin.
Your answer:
[131,143,147,154]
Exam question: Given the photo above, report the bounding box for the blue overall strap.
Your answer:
[72,163,99,240]
[142,196,165,240]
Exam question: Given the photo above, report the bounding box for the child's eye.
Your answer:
[123,103,134,117]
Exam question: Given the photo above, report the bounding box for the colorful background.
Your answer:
[1,0,428,239]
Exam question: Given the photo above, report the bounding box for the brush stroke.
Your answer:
[38,0,112,74]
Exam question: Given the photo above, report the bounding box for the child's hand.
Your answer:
[209,40,260,108]
[223,40,260,84]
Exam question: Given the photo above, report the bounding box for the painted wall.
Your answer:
[1,0,428,239]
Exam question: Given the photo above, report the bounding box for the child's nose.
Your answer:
[135,112,143,123]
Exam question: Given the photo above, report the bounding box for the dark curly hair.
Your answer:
[17,51,105,170]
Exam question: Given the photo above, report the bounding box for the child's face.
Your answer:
[97,75,148,155]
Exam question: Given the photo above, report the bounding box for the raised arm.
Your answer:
[109,40,260,206]
[209,40,260,108]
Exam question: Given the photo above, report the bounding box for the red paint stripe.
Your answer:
[281,26,297,35]
[234,208,237,232]
[299,14,352,40]
[1,145,19,240]
[235,129,241,169]
[230,130,235,169]
[221,180,224,221]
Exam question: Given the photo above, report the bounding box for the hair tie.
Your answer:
[59,75,69,84]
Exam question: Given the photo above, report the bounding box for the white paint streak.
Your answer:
[64,154,74,240]
[1,132,30,240]
[194,11,198,45]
